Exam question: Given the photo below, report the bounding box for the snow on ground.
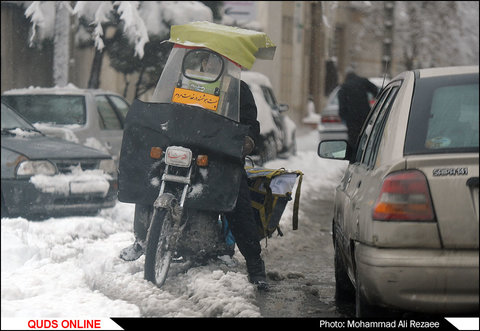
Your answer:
[1,128,348,318]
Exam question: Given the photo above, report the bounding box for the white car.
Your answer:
[2,85,130,164]
[242,71,297,165]
[318,77,389,142]
[318,66,479,317]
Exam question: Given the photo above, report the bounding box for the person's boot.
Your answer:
[119,239,145,261]
[246,256,269,291]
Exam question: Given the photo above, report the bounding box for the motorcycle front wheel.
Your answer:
[144,207,174,288]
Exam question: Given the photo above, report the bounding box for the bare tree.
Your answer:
[344,1,479,71]
[53,1,71,86]
[394,1,478,70]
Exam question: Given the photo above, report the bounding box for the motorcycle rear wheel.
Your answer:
[144,207,174,288]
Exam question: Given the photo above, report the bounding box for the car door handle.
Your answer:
[466,177,479,188]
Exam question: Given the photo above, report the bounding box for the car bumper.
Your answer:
[1,178,117,217]
[356,243,479,314]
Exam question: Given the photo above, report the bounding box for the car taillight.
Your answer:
[373,170,435,221]
[321,115,342,123]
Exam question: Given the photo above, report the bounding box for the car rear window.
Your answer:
[2,95,86,125]
[404,73,479,155]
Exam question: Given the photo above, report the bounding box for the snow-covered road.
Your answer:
[1,129,348,318]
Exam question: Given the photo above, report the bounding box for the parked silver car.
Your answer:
[2,86,130,164]
[318,66,479,317]
[1,101,118,218]
[318,77,389,142]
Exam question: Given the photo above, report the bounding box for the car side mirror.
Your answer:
[317,140,349,160]
[278,104,289,112]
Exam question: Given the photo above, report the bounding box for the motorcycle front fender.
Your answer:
[153,193,183,222]
[154,193,177,209]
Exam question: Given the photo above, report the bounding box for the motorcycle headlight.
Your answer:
[99,159,117,176]
[16,160,57,177]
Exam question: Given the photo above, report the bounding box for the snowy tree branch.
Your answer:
[25,1,43,46]
[114,1,149,59]
[73,1,114,52]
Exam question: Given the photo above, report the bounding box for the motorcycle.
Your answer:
[118,22,276,288]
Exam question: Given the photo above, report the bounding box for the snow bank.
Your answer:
[1,129,348,317]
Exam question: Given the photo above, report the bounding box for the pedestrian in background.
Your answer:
[338,67,378,148]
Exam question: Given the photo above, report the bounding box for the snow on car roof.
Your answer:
[239,71,277,135]
[417,65,478,78]
[241,71,273,88]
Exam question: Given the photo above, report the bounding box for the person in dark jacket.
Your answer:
[338,70,379,147]
[119,80,269,290]
[225,80,268,289]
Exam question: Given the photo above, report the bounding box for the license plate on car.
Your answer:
[70,181,109,197]
[165,146,192,168]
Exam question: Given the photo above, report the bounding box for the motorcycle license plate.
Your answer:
[165,146,192,167]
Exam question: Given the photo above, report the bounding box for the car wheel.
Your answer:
[290,132,297,156]
[354,263,377,317]
[268,135,278,160]
[354,258,400,318]
[1,194,8,218]
[260,134,277,164]
[334,230,354,301]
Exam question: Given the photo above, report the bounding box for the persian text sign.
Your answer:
[172,88,219,111]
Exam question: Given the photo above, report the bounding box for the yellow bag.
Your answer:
[245,166,304,239]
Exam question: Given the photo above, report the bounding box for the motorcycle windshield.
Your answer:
[152,46,241,122]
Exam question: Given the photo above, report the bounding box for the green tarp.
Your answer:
[169,21,276,69]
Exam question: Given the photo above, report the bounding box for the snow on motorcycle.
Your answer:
[117,22,276,288]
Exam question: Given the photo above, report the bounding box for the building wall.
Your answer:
[1,3,139,103]
[250,2,283,95]
[1,3,53,93]
[2,1,395,122]
[334,3,392,82]
[250,1,314,125]
[248,1,384,124]
[279,2,294,118]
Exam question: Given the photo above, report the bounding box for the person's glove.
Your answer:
[242,136,255,157]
